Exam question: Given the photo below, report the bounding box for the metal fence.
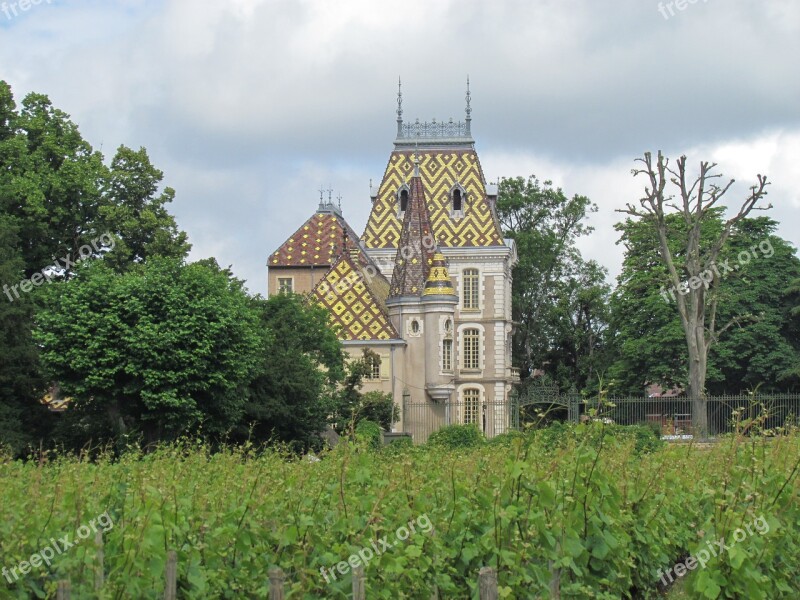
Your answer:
[401,391,800,443]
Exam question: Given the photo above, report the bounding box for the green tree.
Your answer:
[99,145,191,271]
[329,349,398,433]
[0,216,50,455]
[239,292,345,451]
[496,175,610,391]
[619,153,770,434]
[34,257,261,447]
[609,213,800,394]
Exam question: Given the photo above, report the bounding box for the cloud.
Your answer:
[0,0,797,294]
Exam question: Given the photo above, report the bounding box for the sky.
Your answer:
[1,0,798,295]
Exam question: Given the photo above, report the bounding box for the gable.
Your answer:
[313,255,399,341]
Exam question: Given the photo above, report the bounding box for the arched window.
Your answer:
[462,268,479,310]
[411,319,420,334]
[463,388,480,424]
[463,328,480,370]
[399,188,409,214]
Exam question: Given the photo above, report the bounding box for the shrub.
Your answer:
[427,424,485,449]
[354,419,382,450]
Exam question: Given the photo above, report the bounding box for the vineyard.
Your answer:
[2,424,800,599]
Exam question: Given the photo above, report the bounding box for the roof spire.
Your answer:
[318,186,325,210]
[465,76,472,135]
[396,77,403,137]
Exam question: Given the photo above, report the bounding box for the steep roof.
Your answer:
[312,253,400,341]
[268,206,361,268]
[390,165,436,297]
[362,149,504,249]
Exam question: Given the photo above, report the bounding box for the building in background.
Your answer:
[268,82,518,442]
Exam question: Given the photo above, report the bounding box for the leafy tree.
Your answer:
[99,145,191,271]
[619,152,769,434]
[330,349,398,433]
[496,175,610,391]
[34,257,261,447]
[609,213,800,394]
[0,216,50,455]
[239,292,345,451]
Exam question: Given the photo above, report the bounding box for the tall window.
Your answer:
[463,328,480,370]
[399,189,409,213]
[463,389,480,425]
[442,339,453,372]
[367,355,381,380]
[462,268,479,310]
[452,188,463,212]
[277,277,293,294]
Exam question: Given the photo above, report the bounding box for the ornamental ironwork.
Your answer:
[398,118,471,140]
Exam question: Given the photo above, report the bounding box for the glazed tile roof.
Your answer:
[362,149,504,249]
[312,253,400,341]
[390,169,436,297]
[268,210,362,268]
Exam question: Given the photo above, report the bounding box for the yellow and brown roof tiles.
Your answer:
[268,211,361,268]
[312,254,399,341]
[362,150,504,249]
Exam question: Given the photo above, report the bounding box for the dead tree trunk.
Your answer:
[619,152,769,438]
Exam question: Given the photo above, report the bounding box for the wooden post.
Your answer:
[94,530,105,590]
[56,580,70,600]
[352,565,366,600]
[478,567,498,600]
[164,550,177,600]
[268,567,285,600]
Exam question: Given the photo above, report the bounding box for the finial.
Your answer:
[337,193,343,211]
[318,186,325,209]
[465,76,472,134]
[327,187,333,204]
[396,77,403,136]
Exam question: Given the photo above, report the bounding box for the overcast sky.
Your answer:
[1,0,798,295]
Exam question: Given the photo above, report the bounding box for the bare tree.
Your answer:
[619,151,770,436]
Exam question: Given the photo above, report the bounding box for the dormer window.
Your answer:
[450,184,466,216]
[452,189,462,212]
[397,186,409,217]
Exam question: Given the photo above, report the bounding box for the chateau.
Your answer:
[267,83,518,441]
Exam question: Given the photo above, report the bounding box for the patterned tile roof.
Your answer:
[362,149,504,249]
[423,252,455,296]
[390,169,436,297]
[269,210,361,267]
[312,254,400,341]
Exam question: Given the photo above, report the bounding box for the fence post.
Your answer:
[478,567,498,600]
[352,564,366,600]
[56,581,70,600]
[268,567,285,600]
[164,550,177,600]
[94,530,105,590]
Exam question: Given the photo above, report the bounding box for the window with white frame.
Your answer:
[462,268,479,310]
[442,339,453,372]
[367,355,381,380]
[277,277,293,294]
[463,388,480,425]
[462,328,480,370]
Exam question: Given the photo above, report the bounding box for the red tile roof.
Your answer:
[268,211,362,268]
